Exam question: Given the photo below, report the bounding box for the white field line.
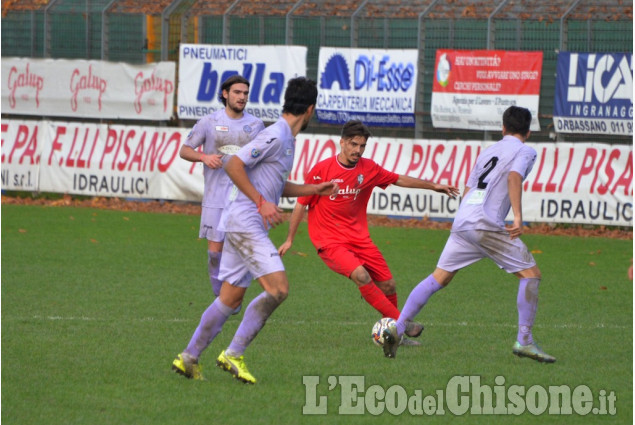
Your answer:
[10,315,631,330]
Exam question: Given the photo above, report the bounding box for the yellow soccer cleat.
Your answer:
[216,350,257,384]
[512,341,556,363]
[172,353,205,380]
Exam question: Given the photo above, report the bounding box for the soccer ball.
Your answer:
[371,317,396,347]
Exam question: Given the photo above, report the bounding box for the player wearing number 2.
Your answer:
[382,106,555,363]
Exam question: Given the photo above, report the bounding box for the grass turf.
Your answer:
[1,204,632,424]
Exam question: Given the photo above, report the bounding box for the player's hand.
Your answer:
[505,217,523,239]
[258,200,283,228]
[315,181,339,196]
[435,184,460,198]
[278,240,293,256]
[201,153,223,169]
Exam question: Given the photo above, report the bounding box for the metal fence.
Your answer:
[1,0,633,142]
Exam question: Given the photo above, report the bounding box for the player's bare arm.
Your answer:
[281,181,339,197]
[278,202,307,256]
[225,155,283,228]
[505,171,524,239]
[278,181,337,248]
[179,145,223,169]
[394,175,460,198]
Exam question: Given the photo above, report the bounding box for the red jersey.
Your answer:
[298,156,399,250]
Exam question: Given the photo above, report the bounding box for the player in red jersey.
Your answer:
[279,120,459,343]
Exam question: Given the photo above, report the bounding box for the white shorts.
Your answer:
[437,230,536,274]
[199,207,225,242]
[218,230,285,287]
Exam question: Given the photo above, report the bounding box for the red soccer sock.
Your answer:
[386,292,398,309]
[358,283,401,319]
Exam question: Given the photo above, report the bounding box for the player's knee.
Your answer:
[528,265,542,280]
[224,296,243,310]
[432,268,455,286]
[376,279,396,294]
[516,266,541,280]
[271,288,288,303]
[350,267,372,286]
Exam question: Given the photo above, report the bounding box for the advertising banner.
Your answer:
[280,136,632,227]
[1,58,175,120]
[431,50,542,131]
[1,120,42,191]
[2,119,631,226]
[2,119,198,201]
[177,44,307,121]
[553,52,633,136]
[316,47,418,127]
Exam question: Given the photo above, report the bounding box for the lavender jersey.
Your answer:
[452,135,537,232]
[219,119,295,233]
[184,109,264,208]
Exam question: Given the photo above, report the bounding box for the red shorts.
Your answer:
[317,240,392,282]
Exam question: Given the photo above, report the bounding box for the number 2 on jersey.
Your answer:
[477,157,498,189]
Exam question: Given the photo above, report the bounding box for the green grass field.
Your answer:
[2,204,632,425]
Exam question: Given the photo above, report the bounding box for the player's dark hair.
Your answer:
[219,75,250,106]
[341,120,372,140]
[502,106,532,137]
[282,77,318,115]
